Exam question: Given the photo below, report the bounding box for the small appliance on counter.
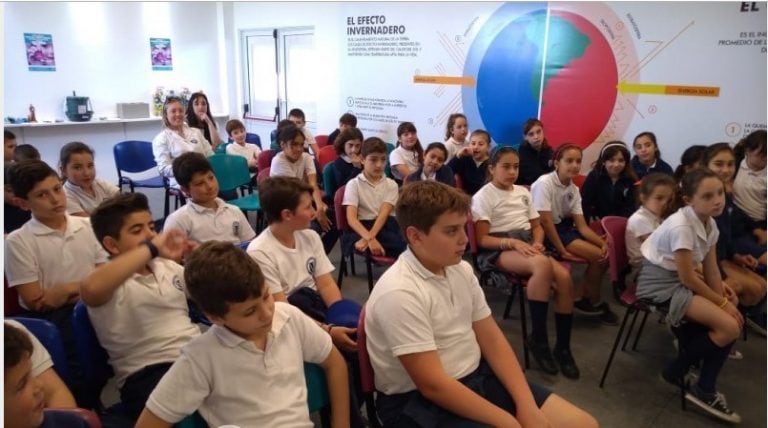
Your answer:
[116,102,150,119]
[65,91,94,122]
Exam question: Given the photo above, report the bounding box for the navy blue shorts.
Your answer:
[733,235,766,259]
[376,359,552,428]
[544,218,583,253]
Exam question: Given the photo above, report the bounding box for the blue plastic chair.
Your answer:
[270,128,280,151]
[226,133,263,150]
[71,302,114,411]
[7,317,72,386]
[113,140,180,218]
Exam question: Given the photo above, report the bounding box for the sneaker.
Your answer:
[553,347,580,379]
[573,298,602,316]
[745,315,767,337]
[685,384,742,424]
[527,336,558,375]
[728,349,744,360]
[595,302,620,325]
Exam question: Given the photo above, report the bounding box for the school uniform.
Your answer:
[625,206,661,268]
[270,151,316,180]
[145,302,332,428]
[733,158,766,222]
[580,170,637,221]
[163,198,255,244]
[389,146,420,181]
[406,165,455,187]
[630,155,673,179]
[531,171,584,248]
[518,142,554,186]
[332,156,362,189]
[63,178,120,215]
[341,173,406,258]
[442,136,467,162]
[447,155,489,195]
[636,206,719,326]
[366,249,551,425]
[5,320,54,377]
[152,125,213,188]
[87,257,201,418]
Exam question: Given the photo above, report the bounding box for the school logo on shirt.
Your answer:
[306,257,317,276]
[172,275,183,291]
[521,195,529,206]
[232,221,240,237]
[566,191,574,202]
[190,138,198,145]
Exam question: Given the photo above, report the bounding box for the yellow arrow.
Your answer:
[414,75,476,86]
[617,81,719,97]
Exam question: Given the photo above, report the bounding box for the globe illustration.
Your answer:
[464,6,618,149]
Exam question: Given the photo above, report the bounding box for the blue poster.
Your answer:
[150,37,173,71]
[24,33,56,71]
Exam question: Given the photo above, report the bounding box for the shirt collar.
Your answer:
[401,248,443,280]
[341,154,353,163]
[27,214,84,236]
[188,198,226,214]
[211,303,290,348]
[681,206,710,242]
[549,171,569,189]
[358,172,383,185]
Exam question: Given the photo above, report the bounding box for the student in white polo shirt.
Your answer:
[5,160,108,407]
[82,192,201,423]
[530,143,617,325]
[59,142,120,217]
[636,168,742,423]
[366,181,597,428]
[164,152,255,245]
[342,136,406,259]
[136,241,350,428]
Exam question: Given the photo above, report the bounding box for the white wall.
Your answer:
[4,2,227,121]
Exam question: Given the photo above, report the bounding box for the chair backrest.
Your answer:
[71,302,114,389]
[208,154,251,192]
[304,363,330,412]
[113,140,157,176]
[333,185,350,232]
[256,167,271,184]
[356,307,376,394]
[322,163,338,201]
[8,317,72,386]
[246,132,262,149]
[465,213,479,256]
[318,145,338,170]
[315,134,329,148]
[572,174,586,189]
[385,143,395,155]
[601,216,629,283]
[215,142,231,154]
[44,408,102,428]
[454,174,464,192]
[258,149,274,170]
[270,128,279,150]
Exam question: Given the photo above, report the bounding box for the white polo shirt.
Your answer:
[145,302,331,427]
[152,125,214,188]
[163,198,255,245]
[86,258,201,387]
[472,183,539,233]
[5,320,53,377]
[626,206,661,267]
[270,152,316,180]
[443,137,467,162]
[531,171,583,224]
[641,206,719,271]
[733,159,766,221]
[302,128,317,154]
[5,215,109,309]
[63,179,120,215]
[247,228,334,297]
[365,249,492,395]
[342,173,398,221]
[389,146,420,180]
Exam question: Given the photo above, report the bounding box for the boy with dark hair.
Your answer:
[82,192,201,422]
[365,181,598,427]
[135,241,350,428]
[342,136,406,257]
[164,152,255,245]
[4,166,31,234]
[5,129,18,161]
[328,112,358,148]
[5,160,108,407]
[288,108,320,158]
[224,119,260,174]
[13,144,41,163]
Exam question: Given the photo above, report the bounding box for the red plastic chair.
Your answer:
[357,308,382,428]
[318,145,339,170]
[333,186,396,292]
[44,408,102,428]
[572,174,587,189]
[454,174,464,192]
[257,149,274,170]
[601,216,628,289]
[257,167,271,184]
[315,134,329,148]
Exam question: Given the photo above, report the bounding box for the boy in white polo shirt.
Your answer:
[163,152,255,245]
[342,136,406,258]
[136,241,350,428]
[365,181,597,427]
[82,192,201,422]
[5,160,108,407]
[225,119,261,181]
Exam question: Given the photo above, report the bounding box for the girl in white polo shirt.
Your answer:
[389,121,423,182]
[60,141,120,217]
[636,168,742,423]
[531,144,616,324]
[442,113,469,162]
[472,146,579,379]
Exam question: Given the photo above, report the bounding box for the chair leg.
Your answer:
[518,284,529,370]
[337,255,346,288]
[599,305,635,388]
[350,254,357,275]
[621,308,641,351]
[164,188,170,219]
[366,254,374,293]
[503,278,515,319]
[631,311,651,351]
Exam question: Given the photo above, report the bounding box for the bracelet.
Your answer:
[718,297,729,308]
[143,239,159,259]
[326,323,335,334]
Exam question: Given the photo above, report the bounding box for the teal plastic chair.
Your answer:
[305,363,331,427]
[215,141,231,154]
[322,163,337,201]
[207,154,261,228]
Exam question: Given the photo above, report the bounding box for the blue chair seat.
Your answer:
[128,175,166,188]
[7,317,72,386]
